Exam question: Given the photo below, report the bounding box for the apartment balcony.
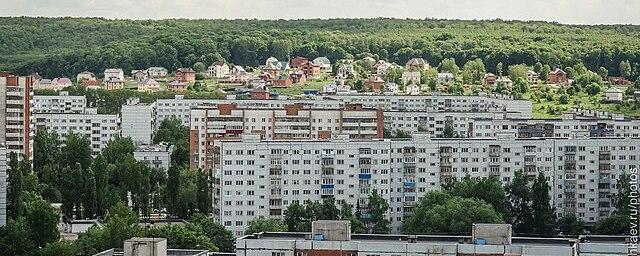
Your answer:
[439,151,453,158]
[403,162,416,168]
[564,188,577,193]
[358,173,372,180]
[269,193,282,200]
[359,163,372,169]
[598,197,611,203]
[489,151,501,157]
[440,161,452,167]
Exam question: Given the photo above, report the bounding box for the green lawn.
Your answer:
[525,89,640,119]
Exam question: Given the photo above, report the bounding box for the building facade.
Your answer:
[0,75,34,158]
[134,144,172,171]
[190,104,383,171]
[33,91,86,114]
[33,108,120,156]
[121,98,155,145]
[214,134,638,235]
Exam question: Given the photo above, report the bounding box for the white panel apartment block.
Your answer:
[214,135,638,236]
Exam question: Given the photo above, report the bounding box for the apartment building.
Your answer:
[33,91,86,114]
[121,98,155,145]
[133,144,172,171]
[33,108,120,155]
[385,112,640,139]
[0,145,6,226]
[0,75,34,158]
[329,94,533,117]
[155,95,344,129]
[214,134,638,235]
[190,103,383,170]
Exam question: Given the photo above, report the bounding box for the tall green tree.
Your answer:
[496,62,503,76]
[462,58,486,84]
[196,170,212,215]
[366,190,390,234]
[83,167,98,218]
[530,172,555,236]
[403,191,503,235]
[438,58,459,74]
[557,214,585,235]
[24,198,60,248]
[7,152,23,219]
[189,213,235,252]
[245,218,288,235]
[284,201,308,232]
[60,132,92,171]
[445,176,509,219]
[166,164,181,216]
[620,60,632,78]
[320,196,340,220]
[339,201,365,233]
[506,170,533,234]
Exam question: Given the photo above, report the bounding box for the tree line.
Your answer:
[247,170,634,237]
[0,117,229,255]
[2,17,640,82]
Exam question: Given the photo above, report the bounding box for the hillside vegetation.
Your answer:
[1,17,639,78]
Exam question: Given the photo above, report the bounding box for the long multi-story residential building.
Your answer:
[33,108,120,155]
[0,145,6,226]
[190,103,383,170]
[0,75,34,158]
[214,134,638,236]
[121,98,155,145]
[155,95,344,129]
[133,144,172,171]
[385,112,640,138]
[328,94,533,117]
[33,91,85,114]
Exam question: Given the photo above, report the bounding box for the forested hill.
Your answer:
[1,17,640,78]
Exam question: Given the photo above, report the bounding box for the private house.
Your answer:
[336,63,356,79]
[495,76,513,88]
[313,57,332,73]
[265,57,279,67]
[604,87,623,102]
[147,67,168,78]
[384,83,400,94]
[323,82,352,95]
[104,77,125,90]
[608,76,630,86]
[289,57,309,69]
[406,83,420,95]
[104,68,124,81]
[401,71,421,85]
[272,75,293,88]
[33,78,53,90]
[375,60,394,76]
[262,63,281,77]
[483,73,497,86]
[167,80,187,92]
[175,68,196,83]
[51,77,72,89]
[363,75,385,93]
[290,72,307,84]
[76,71,96,82]
[437,73,455,87]
[208,62,230,78]
[131,70,148,82]
[81,79,100,89]
[276,61,290,71]
[300,61,322,79]
[548,68,568,84]
[137,78,161,93]
[405,58,430,71]
[29,72,42,80]
[222,66,251,84]
[526,70,539,83]
[250,86,271,100]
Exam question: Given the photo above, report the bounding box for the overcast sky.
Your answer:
[2,0,640,25]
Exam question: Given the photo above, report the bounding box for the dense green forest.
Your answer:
[1,17,639,79]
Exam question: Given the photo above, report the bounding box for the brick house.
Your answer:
[300,61,322,79]
[272,75,293,88]
[250,87,271,100]
[608,76,630,86]
[290,72,307,84]
[175,68,196,83]
[167,80,187,92]
[363,75,385,93]
[548,68,568,84]
[289,57,309,69]
[483,73,497,86]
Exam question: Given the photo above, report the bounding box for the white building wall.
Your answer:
[121,102,155,145]
[0,146,6,226]
[33,112,120,155]
[215,136,638,235]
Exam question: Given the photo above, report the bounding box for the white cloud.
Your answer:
[1,0,639,24]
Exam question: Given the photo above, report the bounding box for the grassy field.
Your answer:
[525,89,639,119]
